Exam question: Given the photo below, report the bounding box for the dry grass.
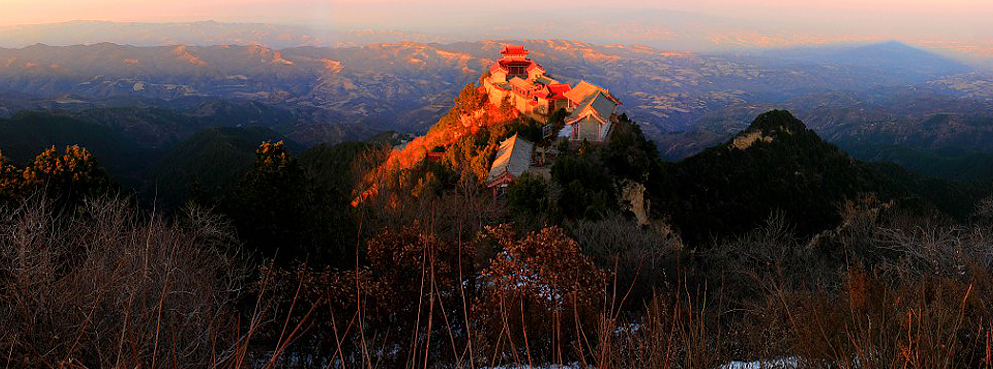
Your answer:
[3,194,992,368]
[0,194,249,368]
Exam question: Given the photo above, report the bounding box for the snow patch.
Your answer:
[720,357,798,369]
[481,364,582,369]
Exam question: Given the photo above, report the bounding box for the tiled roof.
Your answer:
[563,80,599,104]
[509,77,535,90]
[563,80,620,105]
[501,45,528,56]
[547,83,571,99]
[566,91,618,125]
[588,92,619,119]
[489,62,508,73]
[498,60,537,71]
[487,134,534,184]
[534,76,554,85]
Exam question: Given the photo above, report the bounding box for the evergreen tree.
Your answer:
[21,145,114,208]
[230,141,309,261]
[505,173,549,215]
[0,151,21,203]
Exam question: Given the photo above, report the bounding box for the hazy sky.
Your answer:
[2,1,988,21]
[2,0,989,28]
[1,0,991,54]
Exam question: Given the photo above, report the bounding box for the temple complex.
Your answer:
[482,45,622,143]
[482,46,625,193]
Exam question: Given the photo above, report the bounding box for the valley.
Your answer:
[2,39,992,184]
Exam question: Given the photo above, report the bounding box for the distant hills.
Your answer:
[0,40,983,135]
[656,90,993,180]
[0,20,452,49]
[2,19,990,64]
[1,38,993,182]
[759,41,972,80]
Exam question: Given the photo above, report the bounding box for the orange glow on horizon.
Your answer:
[1,0,990,26]
[0,0,989,57]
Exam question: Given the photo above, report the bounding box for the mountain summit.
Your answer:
[728,110,810,150]
[667,110,890,244]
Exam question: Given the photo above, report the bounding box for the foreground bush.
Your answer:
[2,193,991,368]
[0,195,248,368]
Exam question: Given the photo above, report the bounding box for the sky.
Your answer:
[2,0,989,26]
[1,0,991,57]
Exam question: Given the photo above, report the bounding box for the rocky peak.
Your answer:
[730,110,810,150]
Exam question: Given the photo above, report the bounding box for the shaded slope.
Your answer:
[665,110,905,245]
[148,126,301,207]
[0,112,149,187]
[664,110,991,246]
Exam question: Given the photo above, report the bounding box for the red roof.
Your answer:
[501,45,529,57]
[426,151,444,163]
[489,62,508,73]
[498,59,533,67]
[526,63,545,72]
[547,83,571,100]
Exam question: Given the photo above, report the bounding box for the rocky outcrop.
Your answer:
[620,180,650,226]
[731,130,774,150]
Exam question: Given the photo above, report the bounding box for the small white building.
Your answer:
[486,134,534,196]
[557,81,621,142]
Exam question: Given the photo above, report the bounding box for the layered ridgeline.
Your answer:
[3,40,993,180]
[0,41,988,246]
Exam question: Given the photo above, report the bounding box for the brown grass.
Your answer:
[3,194,992,368]
[0,194,249,368]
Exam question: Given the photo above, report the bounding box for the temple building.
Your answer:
[482,45,619,136]
[486,134,534,196]
[558,81,622,142]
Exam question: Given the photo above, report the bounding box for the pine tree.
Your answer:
[230,141,309,260]
[11,145,115,208]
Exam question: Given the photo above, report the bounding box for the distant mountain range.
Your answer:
[756,41,972,79]
[0,40,984,131]
[2,20,990,65]
[0,20,453,49]
[2,38,993,182]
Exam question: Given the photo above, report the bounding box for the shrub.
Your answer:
[476,225,609,363]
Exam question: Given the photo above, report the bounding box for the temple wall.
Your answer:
[491,70,507,83]
[483,79,508,106]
